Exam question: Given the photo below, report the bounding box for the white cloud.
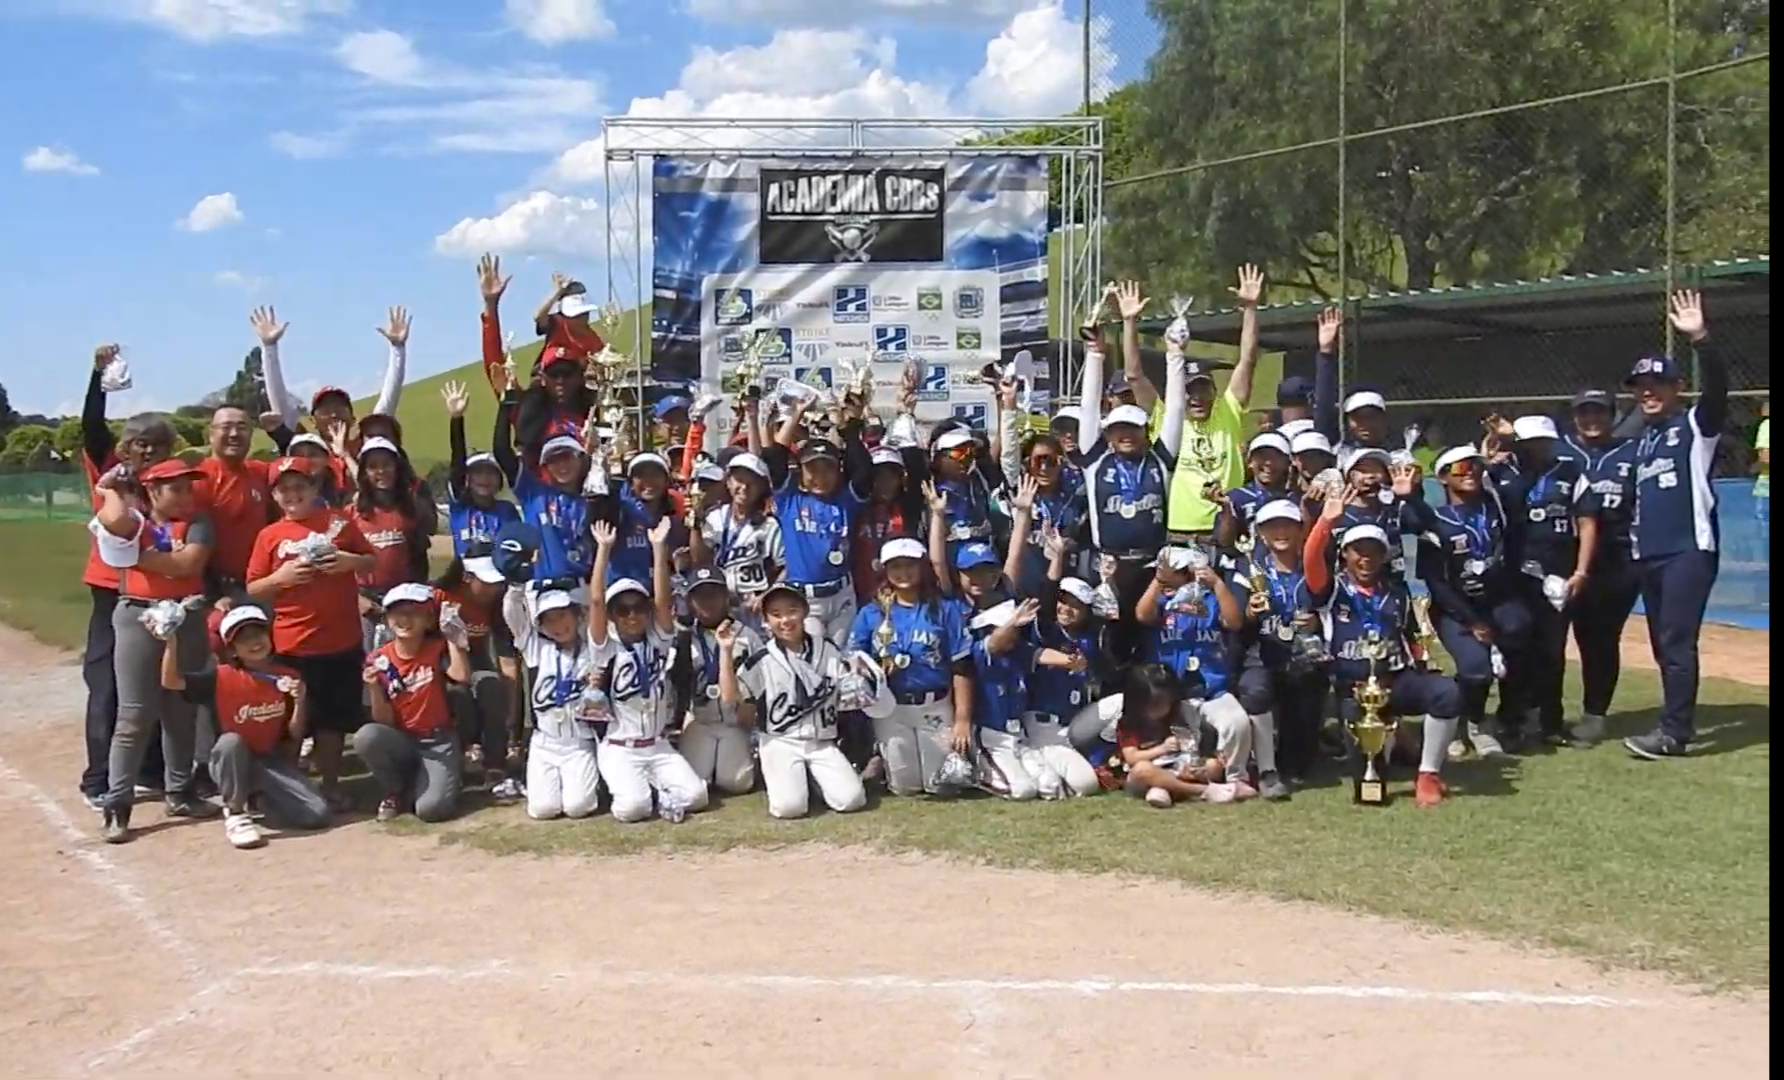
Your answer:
[177,192,245,232]
[677,30,897,101]
[505,0,615,45]
[21,146,100,176]
[682,0,1033,25]
[965,1,1113,116]
[335,29,425,85]
[268,130,344,159]
[433,190,606,259]
[115,0,350,42]
[214,269,266,291]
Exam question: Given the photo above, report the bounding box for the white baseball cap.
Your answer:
[879,537,926,564]
[288,433,329,454]
[934,428,974,451]
[1101,404,1150,430]
[533,589,577,619]
[693,461,725,484]
[382,582,436,609]
[463,451,503,476]
[1513,415,1560,441]
[626,451,670,474]
[1248,432,1292,458]
[870,446,906,469]
[1342,446,1392,472]
[1255,499,1304,526]
[1339,524,1391,549]
[1291,431,1334,455]
[218,606,269,641]
[969,597,1020,631]
[605,578,650,605]
[1343,391,1387,414]
[1277,418,1316,438]
[727,451,769,479]
[356,436,400,461]
[1059,577,1097,606]
[463,556,505,585]
[1147,546,1195,571]
[558,293,597,319]
[1434,445,1485,474]
[540,435,586,461]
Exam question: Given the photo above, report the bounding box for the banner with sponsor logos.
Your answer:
[649,155,1050,438]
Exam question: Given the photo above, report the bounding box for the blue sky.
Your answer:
[0,0,1149,418]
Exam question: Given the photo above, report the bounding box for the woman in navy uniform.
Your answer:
[1622,291,1727,760]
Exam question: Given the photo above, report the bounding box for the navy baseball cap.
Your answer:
[1625,355,1683,384]
[1183,361,1219,386]
[1105,371,1134,396]
[1572,388,1615,410]
[955,542,1000,571]
[491,521,542,583]
[685,566,728,593]
[1277,375,1315,406]
[795,437,840,462]
[1049,413,1080,435]
[653,395,692,421]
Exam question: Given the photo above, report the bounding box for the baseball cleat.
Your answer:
[1415,771,1447,808]
[1623,731,1686,760]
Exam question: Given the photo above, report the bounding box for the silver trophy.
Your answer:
[1164,295,1195,348]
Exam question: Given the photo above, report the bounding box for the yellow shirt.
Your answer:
[1154,390,1247,533]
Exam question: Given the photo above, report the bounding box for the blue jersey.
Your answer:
[447,498,520,558]
[937,474,996,551]
[1030,619,1100,717]
[963,601,1034,733]
[1082,442,1173,554]
[846,596,970,701]
[607,485,688,588]
[1556,435,1637,563]
[1226,553,1308,669]
[1498,458,1599,578]
[514,470,592,582]
[1317,575,1412,684]
[774,488,862,586]
[1631,408,1720,560]
[1148,591,1232,697]
[1220,481,1295,540]
[995,476,1089,596]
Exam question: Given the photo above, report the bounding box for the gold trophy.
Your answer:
[1234,531,1270,599]
[872,615,900,676]
[1349,631,1398,806]
[734,329,769,397]
[1411,594,1443,674]
[583,303,636,476]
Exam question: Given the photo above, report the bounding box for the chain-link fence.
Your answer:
[1081,0,1768,446]
[0,472,91,522]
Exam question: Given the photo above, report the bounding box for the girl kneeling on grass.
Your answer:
[504,582,603,820]
[1117,664,1257,807]
[354,583,474,823]
[159,606,329,849]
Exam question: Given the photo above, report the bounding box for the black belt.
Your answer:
[1103,549,1155,563]
[795,578,849,599]
[893,689,946,706]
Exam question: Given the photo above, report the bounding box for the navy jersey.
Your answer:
[1227,553,1309,669]
[514,470,592,583]
[992,476,1090,596]
[1148,590,1232,697]
[1498,458,1599,579]
[1414,493,1510,622]
[1219,481,1295,540]
[1334,496,1416,584]
[936,473,996,551]
[1631,409,1721,561]
[1029,619,1101,717]
[962,601,1035,733]
[606,484,687,588]
[1556,435,1637,564]
[846,596,970,701]
[1082,441,1174,554]
[1315,575,1412,684]
[775,487,863,586]
[447,498,520,558]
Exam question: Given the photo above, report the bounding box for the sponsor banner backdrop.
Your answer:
[649,155,1050,440]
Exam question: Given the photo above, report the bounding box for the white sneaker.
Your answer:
[1143,786,1173,809]
[1447,738,1468,761]
[223,812,265,850]
[1468,721,1507,759]
[1201,782,1239,805]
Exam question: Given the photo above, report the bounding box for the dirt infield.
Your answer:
[1604,616,1772,688]
[0,627,1769,1078]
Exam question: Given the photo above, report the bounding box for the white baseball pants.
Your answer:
[873,699,954,795]
[1020,712,1102,797]
[678,712,756,795]
[976,727,1044,801]
[596,740,709,823]
[525,729,601,820]
[759,735,866,819]
[805,587,858,647]
[1181,694,1253,778]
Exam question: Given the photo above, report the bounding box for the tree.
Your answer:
[199,347,268,413]
[0,383,18,437]
[52,417,84,462]
[1,425,53,468]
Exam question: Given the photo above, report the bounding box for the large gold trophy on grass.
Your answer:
[1349,631,1397,806]
[586,304,636,474]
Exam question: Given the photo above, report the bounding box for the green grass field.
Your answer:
[0,519,1767,990]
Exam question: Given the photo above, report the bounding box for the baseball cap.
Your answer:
[1342,447,1391,472]
[1255,499,1304,526]
[1278,418,1316,439]
[491,520,542,582]
[540,435,586,461]
[533,589,577,619]
[1248,432,1292,458]
[540,345,582,371]
[1291,431,1334,456]
[1625,355,1683,384]
[136,460,201,484]
[870,446,906,469]
[1059,577,1098,607]
[1512,415,1560,441]
[382,582,436,609]
[880,537,926,564]
[934,428,974,452]
[464,451,503,475]
[558,293,597,319]
[270,456,314,482]
[1104,371,1134,396]
[1434,445,1486,474]
[1182,360,1219,385]
[727,451,770,479]
[954,542,1000,571]
[1339,524,1391,549]
[605,578,650,605]
[653,395,692,421]
[218,605,269,641]
[1572,389,1615,411]
[356,436,400,461]
[461,554,506,585]
[310,386,351,412]
[1277,376,1315,406]
[288,433,329,454]
[796,438,840,462]
[1049,413,1080,435]
[626,451,670,475]
[685,566,728,593]
[1101,404,1150,430]
[760,580,808,607]
[1342,390,1388,414]
[693,461,725,484]
[1147,546,1196,571]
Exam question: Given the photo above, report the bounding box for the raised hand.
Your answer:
[714,619,738,649]
[1322,485,1350,521]
[1668,289,1707,342]
[258,410,284,434]
[551,271,572,298]
[1193,564,1221,588]
[441,380,469,418]
[647,516,673,548]
[377,306,411,348]
[1231,264,1265,309]
[1012,598,1040,627]
[1115,280,1148,320]
[921,479,948,514]
[249,306,287,346]
[476,253,510,305]
[591,520,617,550]
[1388,462,1419,497]
[93,343,120,371]
[1040,522,1067,561]
[1011,474,1039,513]
[1316,306,1342,354]
[998,375,1019,412]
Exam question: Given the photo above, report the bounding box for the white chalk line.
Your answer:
[84,981,229,1071]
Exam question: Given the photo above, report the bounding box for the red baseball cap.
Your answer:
[136,460,202,484]
[270,456,315,481]
[310,386,352,412]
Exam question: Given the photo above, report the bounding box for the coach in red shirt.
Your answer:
[192,405,273,593]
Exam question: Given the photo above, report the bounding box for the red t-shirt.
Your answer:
[351,503,417,592]
[852,503,911,604]
[245,510,373,657]
[436,582,494,641]
[367,638,452,737]
[120,518,208,601]
[193,457,271,582]
[81,452,123,590]
[212,664,300,756]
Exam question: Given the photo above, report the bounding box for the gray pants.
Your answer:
[351,724,462,822]
[209,733,329,829]
[108,603,204,808]
[452,670,509,771]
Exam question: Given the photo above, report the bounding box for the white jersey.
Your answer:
[504,589,600,741]
[591,625,678,741]
[686,620,765,721]
[739,635,849,742]
[701,507,783,597]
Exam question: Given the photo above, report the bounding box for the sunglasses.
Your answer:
[943,445,975,461]
[1028,453,1060,468]
[1445,461,1480,477]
